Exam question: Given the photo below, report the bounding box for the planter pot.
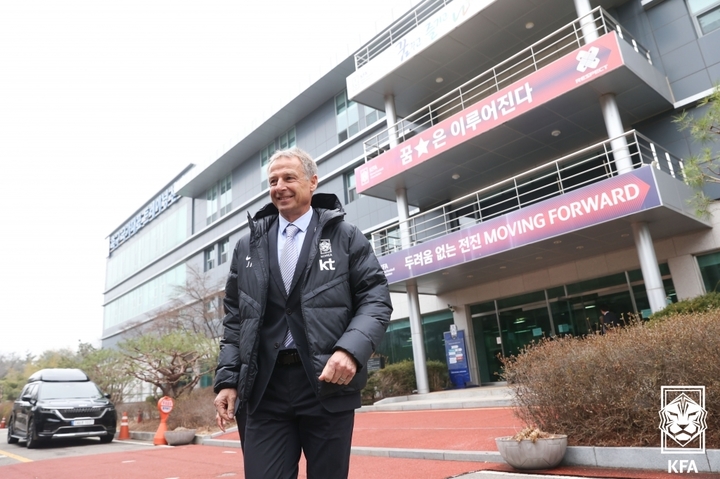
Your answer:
[164,429,196,446]
[495,435,567,470]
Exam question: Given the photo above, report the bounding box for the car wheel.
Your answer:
[25,419,43,449]
[99,434,114,444]
[7,418,19,444]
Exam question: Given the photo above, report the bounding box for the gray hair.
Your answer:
[268,147,318,180]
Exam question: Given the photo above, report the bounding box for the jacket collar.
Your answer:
[248,193,345,237]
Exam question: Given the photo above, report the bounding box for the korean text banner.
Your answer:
[378,166,661,284]
[356,32,624,194]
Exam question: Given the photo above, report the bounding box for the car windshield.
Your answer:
[38,381,104,400]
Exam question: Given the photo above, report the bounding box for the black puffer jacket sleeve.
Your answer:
[213,239,242,393]
[333,224,392,369]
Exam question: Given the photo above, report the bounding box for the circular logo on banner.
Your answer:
[159,396,174,414]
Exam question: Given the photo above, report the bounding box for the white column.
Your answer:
[407,282,429,394]
[385,92,429,394]
[573,0,599,44]
[632,222,667,313]
[599,93,634,174]
[385,94,399,149]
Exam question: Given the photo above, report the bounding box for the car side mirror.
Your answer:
[21,395,33,402]
[104,393,111,399]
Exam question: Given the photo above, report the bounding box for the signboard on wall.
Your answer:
[378,166,662,284]
[109,186,179,253]
[356,32,624,194]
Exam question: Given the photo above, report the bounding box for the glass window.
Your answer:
[260,127,295,189]
[105,204,188,289]
[206,175,232,225]
[206,185,218,226]
[220,175,232,216]
[688,0,720,35]
[697,251,720,293]
[344,171,357,204]
[103,264,187,330]
[219,238,230,265]
[204,248,215,272]
[335,90,359,143]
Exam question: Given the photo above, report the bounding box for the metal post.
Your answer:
[631,222,667,313]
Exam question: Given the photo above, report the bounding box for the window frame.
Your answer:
[344,170,358,204]
[688,0,720,35]
[204,247,215,272]
[218,238,230,265]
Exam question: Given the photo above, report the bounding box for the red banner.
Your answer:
[356,32,624,194]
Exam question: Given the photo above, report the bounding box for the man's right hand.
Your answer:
[214,388,237,432]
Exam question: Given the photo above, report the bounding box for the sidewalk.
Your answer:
[206,386,720,478]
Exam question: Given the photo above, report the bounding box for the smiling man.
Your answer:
[213,147,392,479]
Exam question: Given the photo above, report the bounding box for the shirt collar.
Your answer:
[279,207,313,235]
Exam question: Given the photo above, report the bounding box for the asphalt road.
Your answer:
[0,428,156,465]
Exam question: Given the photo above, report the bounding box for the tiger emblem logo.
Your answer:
[659,392,707,447]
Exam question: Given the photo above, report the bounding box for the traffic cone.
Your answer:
[118,411,130,440]
[0,417,5,429]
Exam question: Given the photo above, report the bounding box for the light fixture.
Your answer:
[536,256,543,260]
[448,304,456,313]
[442,271,450,275]
[553,240,562,244]
[525,22,535,29]
[452,173,460,180]
[551,129,561,137]
[499,265,507,269]
[621,233,630,238]
[514,317,526,324]
[436,77,444,83]
[576,245,584,250]
[467,274,474,278]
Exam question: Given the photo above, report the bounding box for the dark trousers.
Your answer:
[243,362,354,479]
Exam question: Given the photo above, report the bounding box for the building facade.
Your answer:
[103,0,720,391]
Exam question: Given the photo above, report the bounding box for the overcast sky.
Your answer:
[0,0,415,357]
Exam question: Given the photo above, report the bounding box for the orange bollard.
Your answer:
[0,417,5,429]
[153,396,174,446]
[118,411,130,440]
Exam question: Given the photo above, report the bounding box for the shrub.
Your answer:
[501,312,720,448]
[650,291,720,320]
[361,360,451,404]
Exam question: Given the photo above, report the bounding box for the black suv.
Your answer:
[6,368,117,448]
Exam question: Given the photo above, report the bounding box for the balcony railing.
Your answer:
[363,7,653,160]
[369,131,685,258]
[354,0,456,69]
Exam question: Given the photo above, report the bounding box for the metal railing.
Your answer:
[362,7,653,160]
[354,0,456,69]
[368,131,685,258]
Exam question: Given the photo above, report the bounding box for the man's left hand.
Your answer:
[319,350,357,385]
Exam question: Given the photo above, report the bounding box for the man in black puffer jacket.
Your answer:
[213,147,392,479]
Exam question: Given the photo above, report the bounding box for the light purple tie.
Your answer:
[280,224,299,347]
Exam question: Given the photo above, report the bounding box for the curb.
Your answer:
[129,431,720,473]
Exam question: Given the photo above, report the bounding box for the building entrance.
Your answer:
[471,265,675,383]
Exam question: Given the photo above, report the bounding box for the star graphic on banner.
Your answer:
[414,137,429,157]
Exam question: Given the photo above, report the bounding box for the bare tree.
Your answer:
[117,264,224,399]
[118,330,215,399]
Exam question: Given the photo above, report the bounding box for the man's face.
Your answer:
[268,155,318,222]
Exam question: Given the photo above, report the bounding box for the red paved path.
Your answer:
[4,408,719,478]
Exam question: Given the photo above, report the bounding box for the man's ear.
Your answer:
[310,175,318,192]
